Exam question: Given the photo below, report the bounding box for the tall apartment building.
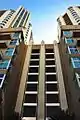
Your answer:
[15,41,68,120]
[0,6,33,120]
[57,6,80,120]
[0,5,78,120]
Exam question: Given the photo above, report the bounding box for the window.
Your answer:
[0,60,11,69]
[10,39,17,45]
[65,38,74,44]
[19,11,27,27]
[63,31,73,37]
[11,33,19,39]
[13,9,25,27]
[5,48,15,56]
[75,73,80,87]
[0,74,6,88]
[68,46,80,54]
[71,57,80,68]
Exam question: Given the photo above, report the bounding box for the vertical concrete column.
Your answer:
[15,40,33,114]
[54,41,68,111]
[37,41,45,120]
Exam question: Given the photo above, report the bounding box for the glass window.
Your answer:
[5,48,15,56]
[0,74,4,78]
[68,46,80,54]
[63,31,73,37]
[0,60,11,69]
[71,57,80,68]
[75,73,80,87]
[13,9,25,27]
[65,38,74,44]
[10,39,17,45]
[19,11,27,27]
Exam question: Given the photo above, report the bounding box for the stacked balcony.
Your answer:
[45,49,60,117]
[0,33,20,88]
[22,49,40,119]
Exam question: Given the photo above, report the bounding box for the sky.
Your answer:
[0,0,80,43]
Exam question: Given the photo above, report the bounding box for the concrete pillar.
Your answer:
[15,40,33,114]
[37,40,45,120]
[54,41,68,111]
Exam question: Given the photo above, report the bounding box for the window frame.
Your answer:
[5,48,15,56]
[0,74,6,88]
[68,46,80,54]
[0,59,11,70]
[71,57,80,68]
[75,73,80,87]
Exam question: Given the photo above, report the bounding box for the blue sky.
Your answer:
[0,0,80,43]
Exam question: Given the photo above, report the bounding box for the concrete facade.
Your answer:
[57,6,80,120]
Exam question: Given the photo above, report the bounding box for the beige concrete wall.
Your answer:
[67,9,78,25]
[15,40,33,114]
[54,41,68,111]
[3,42,28,120]
[37,41,45,120]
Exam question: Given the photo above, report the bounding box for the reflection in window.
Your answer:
[10,40,17,45]
[0,60,11,69]
[68,46,80,54]
[11,33,19,39]
[71,57,80,68]
[65,38,74,44]
[75,73,80,87]
[5,48,15,56]
[63,31,73,37]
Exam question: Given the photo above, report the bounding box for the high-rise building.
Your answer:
[15,40,68,120]
[57,6,80,120]
[0,6,33,120]
[1,5,79,120]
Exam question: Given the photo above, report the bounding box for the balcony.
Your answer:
[24,94,37,103]
[11,33,19,39]
[68,46,80,57]
[30,61,39,66]
[4,48,15,59]
[23,106,36,117]
[63,31,73,38]
[9,39,18,47]
[45,74,57,81]
[45,67,56,73]
[0,42,7,49]
[29,67,38,73]
[45,49,54,53]
[0,60,11,73]
[45,54,54,59]
[26,84,37,91]
[46,84,58,91]
[77,40,80,47]
[32,49,40,53]
[71,57,80,72]
[31,55,39,59]
[46,106,60,117]
[65,38,77,46]
[45,60,55,65]
[46,94,59,103]
[27,75,38,82]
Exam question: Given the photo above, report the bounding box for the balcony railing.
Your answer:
[5,48,15,57]
[68,46,80,54]
[71,57,80,68]
[9,39,18,45]
[63,31,73,38]
[0,73,6,88]
[0,59,11,70]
